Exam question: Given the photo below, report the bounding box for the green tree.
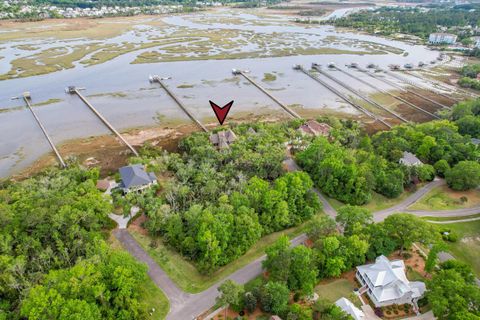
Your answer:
[244,291,257,314]
[336,205,372,236]
[446,161,480,191]
[383,214,437,254]
[216,280,245,316]
[427,263,480,319]
[259,282,290,315]
[434,159,450,178]
[288,246,318,296]
[263,236,291,283]
[417,164,436,182]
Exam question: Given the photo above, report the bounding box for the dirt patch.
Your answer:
[129,213,149,236]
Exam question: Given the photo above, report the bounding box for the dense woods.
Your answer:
[323,6,480,39]
[135,123,321,273]
[0,167,150,320]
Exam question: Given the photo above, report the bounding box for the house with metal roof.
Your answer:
[209,129,237,149]
[335,298,365,320]
[399,151,423,167]
[356,256,425,308]
[119,164,157,194]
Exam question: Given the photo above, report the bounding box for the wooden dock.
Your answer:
[23,92,66,168]
[312,64,409,124]
[293,65,391,129]
[150,76,208,132]
[349,66,439,119]
[67,86,139,157]
[232,69,301,119]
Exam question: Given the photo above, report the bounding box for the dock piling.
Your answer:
[293,64,391,129]
[150,75,208,132]
[67,86,139,157]
[23,93,66,168]
[232,69,301,119]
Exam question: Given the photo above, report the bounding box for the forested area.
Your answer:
[0,167,151,320]
[323,6,480,39]
[459,64,480,91]
[130,123,321,273]
[297,113,480,204]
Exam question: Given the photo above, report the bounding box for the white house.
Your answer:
[335,298,365,320]
[428,33,457,45]
[356,256,426,308]
[399,151,423,167]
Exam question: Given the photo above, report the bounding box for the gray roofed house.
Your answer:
[356,256,426,309]
[119,164,157,193]
[209,129,237,149]
[399,151,423,167]
[335,298,365,320]
[471,138,480,145]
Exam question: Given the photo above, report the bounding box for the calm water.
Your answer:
[0,11,440,177]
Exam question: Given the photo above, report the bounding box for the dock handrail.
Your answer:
[68,87,139,157]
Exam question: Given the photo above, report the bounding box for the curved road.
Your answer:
[114,160,480,319]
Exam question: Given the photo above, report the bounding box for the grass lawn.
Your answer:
[326,188,415,212]
[434,220,480,277]
[139,277,169,320]
[409,185,480,211]
[130,223,306,293]
[423,213,480,222]
[314,279,360,307]
[109,233,169,319]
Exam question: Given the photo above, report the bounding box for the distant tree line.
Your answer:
[321,6,480,39]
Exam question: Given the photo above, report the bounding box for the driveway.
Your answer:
[114,229,307,320]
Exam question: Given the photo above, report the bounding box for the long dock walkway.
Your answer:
[232,69,301,119]
[23,93,66,168]
[293,65,391,129]
[312,64,409,124]
[150,76,208,132]
[343,66,439,119]
[67,86,139,157]
[381,69,452,109]
[364,69,450,110]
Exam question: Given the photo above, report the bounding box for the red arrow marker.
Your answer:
[209,100,234,125]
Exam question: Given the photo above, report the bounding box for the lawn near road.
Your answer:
[326,188,416,212]
[315,278,360,307]
[109,233,169,319]
[130,223,306,293]
[437,220,480,277]
[409,185,480,211]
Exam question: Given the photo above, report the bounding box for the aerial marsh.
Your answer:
[0,10,408,80]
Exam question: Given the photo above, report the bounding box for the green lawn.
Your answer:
[326,188,415,212]
[423,213,480,222]
[314,279,360,307]
[435,220,480,277]
[409,185,480,211]
[130,224,306,293]
[139,277,170,320]
[109,234,169,319]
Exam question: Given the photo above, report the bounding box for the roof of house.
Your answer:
[247,127,257,135]
[96,179,111,191]
[357,256,426,303]
[298,120,331,137]
[400,151,423,166]
[471,138,480,145]
[430,32,457,37]
[119,164,156,189]
[335,297,364,320]
[209,129,237,149]
[270,316,282,320]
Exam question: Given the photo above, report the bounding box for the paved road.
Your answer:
[114,229,307,320]
[114,158,480,319]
